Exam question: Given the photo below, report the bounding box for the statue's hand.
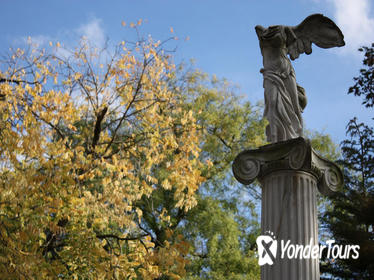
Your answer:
[255,25,265,38]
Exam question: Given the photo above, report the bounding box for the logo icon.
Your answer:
[256,231,277,266]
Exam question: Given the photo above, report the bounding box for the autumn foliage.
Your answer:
[0,28,204,279]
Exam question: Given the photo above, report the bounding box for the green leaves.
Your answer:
[320,44,374,280]
[348,44,374,108]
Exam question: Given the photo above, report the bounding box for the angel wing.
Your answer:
[286,14,345,60]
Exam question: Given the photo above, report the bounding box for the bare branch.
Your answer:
[92,106,108,150]
[96,233,147,241]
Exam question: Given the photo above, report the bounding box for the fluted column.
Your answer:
[261,170,319,279]
[232,137,343,280]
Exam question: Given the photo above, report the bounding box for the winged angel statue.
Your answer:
[255,14,345,143]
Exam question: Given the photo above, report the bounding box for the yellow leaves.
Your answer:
[180,116,187,126]
[206,159,214,167]
[68,123,77,131]
[160,209,171,225]
[39,232,47,246]
[161,179,172,190]
[34,71,41,81]
[150,232,190,279]
[135,208,143,223]
[62,78,72,86]
[74,72,82,80]
[128,19,143,28]
[0,83,12,99]
[70,196,84,207]
[102,176,111,187]
[0,27,208,280]
[93,217,104,228]
[146,174,158,185]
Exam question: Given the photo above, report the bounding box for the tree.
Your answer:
[135,70,266,280]
[320,44,374,279]
[348,43,374,108]
[0,24,267,279]
[0,26,205,279]
[321,119,374,279]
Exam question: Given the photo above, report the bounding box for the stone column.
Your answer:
[232,137,343,280]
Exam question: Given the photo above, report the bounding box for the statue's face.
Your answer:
[255,25,285,47]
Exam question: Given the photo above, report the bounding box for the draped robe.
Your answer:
[257,26,303,143]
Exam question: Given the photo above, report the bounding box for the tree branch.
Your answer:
[92,106,108,150]
[103,60,147,155]
[96,233,147,241]
[0,77,40,85]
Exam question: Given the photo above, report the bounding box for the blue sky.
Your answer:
[1,0,373,144]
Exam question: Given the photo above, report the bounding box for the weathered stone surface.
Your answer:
[234,14,345,279]
[261,170,319,280]
[233,137,343,280]
[255,14,345,143]
[232,137,343,196]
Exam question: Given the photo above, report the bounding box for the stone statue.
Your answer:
[255,14,345,143]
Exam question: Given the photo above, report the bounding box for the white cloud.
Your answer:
[330,0,374,54]
[76,18,106,47]
[16,34,51,48]
[13,18,106,49]
[12,17,107,58]
[28,35,51,46]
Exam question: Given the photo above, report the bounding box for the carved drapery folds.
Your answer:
[232,137,343,196]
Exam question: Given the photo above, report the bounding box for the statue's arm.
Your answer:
[255,25,265,38]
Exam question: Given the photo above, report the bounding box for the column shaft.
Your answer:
[260,170,319,280]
